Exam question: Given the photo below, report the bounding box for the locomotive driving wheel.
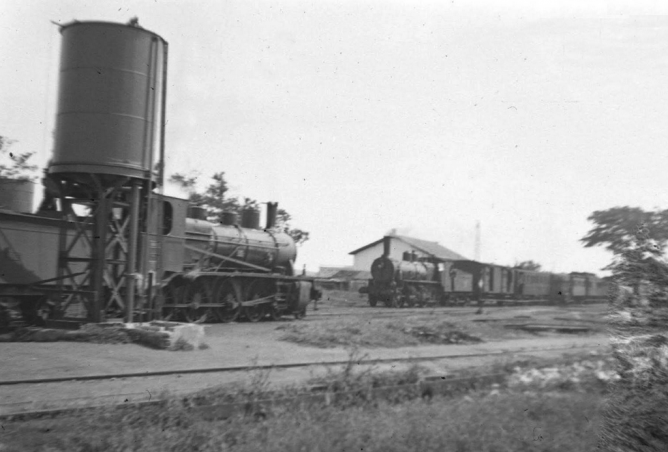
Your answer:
[182,279,215,323]
[212,279,241,323]
[161,281,183,321]
[404,286,416,308]
[244,279,270,323]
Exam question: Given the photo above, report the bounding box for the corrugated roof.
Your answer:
[317,266,353,278]
[348,234,467,261]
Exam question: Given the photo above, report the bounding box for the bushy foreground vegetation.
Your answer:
[1,390,604,452]
[0,354,614,452]
[591,223,668,451]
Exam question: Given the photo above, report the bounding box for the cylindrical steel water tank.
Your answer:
[0,179,35,213]
[240,209,261,229]
[50,21,167,181]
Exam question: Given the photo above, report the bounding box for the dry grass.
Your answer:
[276,314,536,348]
[0,388,604,452]
[0,350,615,452]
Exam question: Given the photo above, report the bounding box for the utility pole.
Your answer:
[474,221,481,261]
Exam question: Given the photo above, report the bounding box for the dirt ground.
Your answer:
[0,302,610,416]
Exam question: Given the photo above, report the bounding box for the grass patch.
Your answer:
[1,387,604,452]
[276,315,534,348]
[0,350,615,452]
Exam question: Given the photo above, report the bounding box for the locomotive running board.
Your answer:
[193,271,316,282]
[183,245,272,273]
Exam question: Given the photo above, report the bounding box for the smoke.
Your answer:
[385,226,413,237]
[163,178,195,200]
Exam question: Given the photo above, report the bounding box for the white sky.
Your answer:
[2,0,667,275]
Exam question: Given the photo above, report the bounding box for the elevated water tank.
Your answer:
[50,21,168,182]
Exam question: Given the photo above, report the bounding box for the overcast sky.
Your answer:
[2,0,667,275]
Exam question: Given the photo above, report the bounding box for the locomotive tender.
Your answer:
[367,237,609,308]
[0,20,319,328]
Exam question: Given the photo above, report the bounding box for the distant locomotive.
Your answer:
[367,237,610,308]
[368,256,442,307]
[0,20,319,329]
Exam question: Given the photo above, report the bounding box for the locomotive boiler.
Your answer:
[183,211,296,275]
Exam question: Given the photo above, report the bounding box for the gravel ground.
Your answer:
[0,303,610,415]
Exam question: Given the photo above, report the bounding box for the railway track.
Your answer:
[0,342,607,420]
[305,302,606,321]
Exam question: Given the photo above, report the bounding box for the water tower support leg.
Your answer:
[124,181,141,323]
[90,195,110,323]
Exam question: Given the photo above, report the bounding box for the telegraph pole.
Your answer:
[474,221,481,261]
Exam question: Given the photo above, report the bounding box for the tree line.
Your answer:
[169,172,310,246]
[1,134,310,246]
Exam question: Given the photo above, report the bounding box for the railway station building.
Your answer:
[348,233,468,271]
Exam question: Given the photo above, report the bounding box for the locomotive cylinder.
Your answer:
[49,21,167,181]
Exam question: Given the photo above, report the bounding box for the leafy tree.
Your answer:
[582,206,668,294]
[604,223,668,295]
[275,208,310,246]
[513,260,542,271]
[0,136,38,181]
[169,172,310,246]
[581,206,668,257]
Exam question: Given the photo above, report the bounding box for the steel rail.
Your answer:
[0,343,605,387]
[0,372,511,422]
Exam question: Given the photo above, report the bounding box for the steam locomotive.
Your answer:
[0,20,320,329]
[367,237,610,308]
[0,194,319,328]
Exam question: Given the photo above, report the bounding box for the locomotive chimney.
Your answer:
[266,202,278,229]
[383,236,391,257]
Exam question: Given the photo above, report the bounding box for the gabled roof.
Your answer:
[349,234,467,261]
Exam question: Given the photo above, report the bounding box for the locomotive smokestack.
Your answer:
[266,202,278,229]
[383,236,391,257]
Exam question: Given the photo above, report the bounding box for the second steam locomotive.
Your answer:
[367,237,609,308]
